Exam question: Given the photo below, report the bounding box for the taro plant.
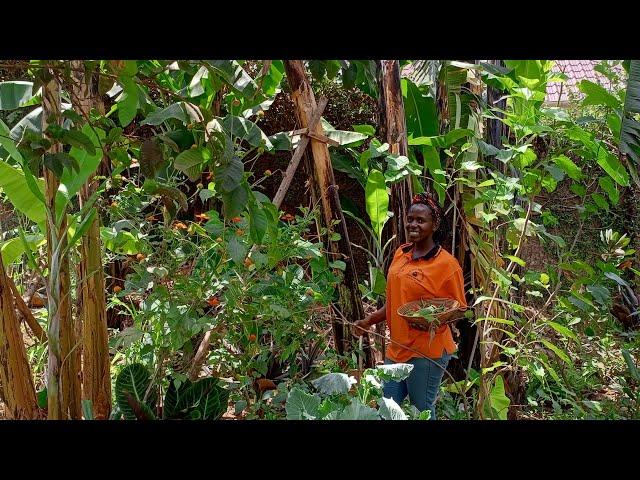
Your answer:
[284,362,432,420]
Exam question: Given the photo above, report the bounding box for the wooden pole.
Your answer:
[272,97,328,209]
[377,60,413,357]
[284,61,373,366]
[377,60,412,259]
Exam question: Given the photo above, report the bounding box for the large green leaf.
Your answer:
[0,161,46,224]
[598,176,620,204]
[10,106,42,140]
[117,76,138,127]
[0,81,35,110]
[228,235,247,265]
[114,363,157,420]
[141,102,201,126]
[248,196,268,244]
[286,387,321,420]
[402,78,438,137]
[596,145,629,186]
[375,363,414,382]
[553,155,582,181]
[164,377,228,420]
[620,60,640,169]
[365,169,389,243]
[311,373,357,396]
[409,128,474,148]
[101,228,142,255]
[546,321,577,341]
[0,118,28,164]
[579,80,621,109]
[61,125,105,199]
[221,183,248,219]
[540,339,571,364]
[0,234,44,265]
[173,148,204,181]
[489,375,510,420]
[320,118,369,146]
[216,156,244,193]
[205,60,258,98]
[378,397,407,420]
[337,398,380,420]
[221,115,272,150]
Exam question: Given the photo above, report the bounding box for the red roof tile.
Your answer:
[546,60,623,105]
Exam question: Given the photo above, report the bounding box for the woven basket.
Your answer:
[397,298,464,330]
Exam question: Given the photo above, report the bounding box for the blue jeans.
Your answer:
[382,353,451,420]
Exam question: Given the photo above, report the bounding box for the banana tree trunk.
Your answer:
[70,60,111,419]
[0,255,38,419]
[376,60,413,356]
[377,60,412,253]
[43,72,82,420]
[284,60,373,366]
[486,60,508,173]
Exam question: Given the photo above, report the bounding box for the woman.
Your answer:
[353,192,466,419]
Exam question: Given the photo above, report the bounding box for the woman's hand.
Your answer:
[352,318,371,337]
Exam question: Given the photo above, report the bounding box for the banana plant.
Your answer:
[619,59,640,185]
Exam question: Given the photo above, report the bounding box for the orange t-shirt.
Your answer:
[385,243,467,362]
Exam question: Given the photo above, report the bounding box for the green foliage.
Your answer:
[284,363,420,420]
[115,363,157,420]
[114,363,228,420]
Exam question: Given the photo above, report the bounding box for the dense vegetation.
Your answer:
[0,59,638,420]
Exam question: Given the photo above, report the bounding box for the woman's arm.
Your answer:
[352,303,386,336]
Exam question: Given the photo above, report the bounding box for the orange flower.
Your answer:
[173,222,188,230]
[207,297,220,307]
[231,216,242,223]
[195,213,210,222]
[113,285,122,293]
[280,213,295,222]
[248,334,257,342]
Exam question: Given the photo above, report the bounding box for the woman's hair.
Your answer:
[410,191,449,243]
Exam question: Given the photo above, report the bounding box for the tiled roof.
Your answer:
[546,60,622,105]
[400,60,623,106]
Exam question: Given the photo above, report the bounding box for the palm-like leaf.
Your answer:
[620,60,640,174]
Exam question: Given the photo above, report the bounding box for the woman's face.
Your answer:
[406,204,437,243]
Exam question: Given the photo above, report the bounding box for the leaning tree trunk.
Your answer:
[0,255,38,419]
[42,71,82,420]
[284,60,373,366]
[70,60,112,419]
